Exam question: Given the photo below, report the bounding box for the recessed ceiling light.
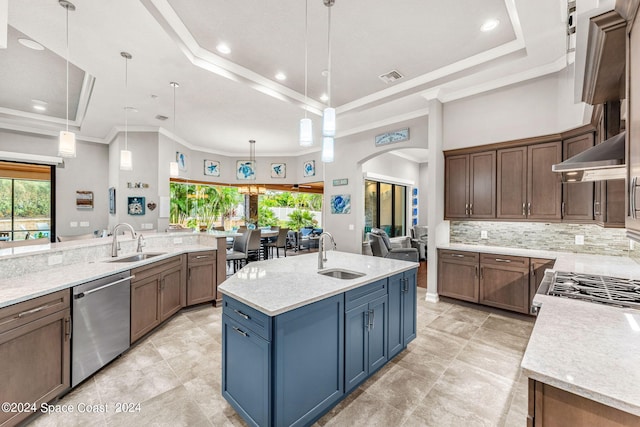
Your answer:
[320,93,329,102]
[275,72,287,81]
[18,38,44,51]
[480,19,500,32]
[32,99,48,111]
[216,43,231,54]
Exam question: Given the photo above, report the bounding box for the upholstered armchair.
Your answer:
[410,225,428,260]
[369,228,419,262]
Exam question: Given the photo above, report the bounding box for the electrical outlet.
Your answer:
[173,237,183,244]
[575,235,584,245]
[480,230,488,239]
[80,221,90,227]
[630,240,636,250]
[348,224,354,231]
[70,221,78,228]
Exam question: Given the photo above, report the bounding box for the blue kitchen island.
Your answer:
[218,251,418,427]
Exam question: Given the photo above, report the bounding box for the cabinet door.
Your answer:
[130,275,160,344]
[274,294,344,427]
[402,271,417,347]
[628,12,640,234]
[480,255,530,314]
[367,294,388,374]
[562,134,595,221]
[0,309,70,427]
[160,265,183,322]
[187,252,216,306]
[469,151,496,218]
[345,302,368,393]
[437,250,479,302]
[604,180,626,227]
[528,141,562,220]
[222,315,271,427]
[445,154,470,218]
[497,147,527,219]
[530,258,554,310]
[387,273,404,359]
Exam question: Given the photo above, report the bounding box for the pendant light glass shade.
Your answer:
[169,161,179,177]
[299,118,313,147]
[120,149,133,171]
[58,1,76,158]
[322,107,336,137]
[322,136,334,163]
[58,131,76,158]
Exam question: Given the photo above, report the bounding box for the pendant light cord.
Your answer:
[65,6,69,132]
[327,5,332,108]
[304,0,309,118]
[124,56,128,150]
[173,85,176,132]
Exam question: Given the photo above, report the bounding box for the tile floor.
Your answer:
[28,288,534,427]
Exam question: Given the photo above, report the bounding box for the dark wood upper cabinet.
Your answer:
[445,151,496,219]
[497,147,527,219]
[562,133,595,221]
[527,141,562,221]
[627,5,640,236]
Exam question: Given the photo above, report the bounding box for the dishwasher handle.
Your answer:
[74,275,135,299]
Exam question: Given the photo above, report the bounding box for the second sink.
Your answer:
[106,252,166,263]
[318,268,365,280]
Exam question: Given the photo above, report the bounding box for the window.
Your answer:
[0,161,54,241]
[364,180,406,237]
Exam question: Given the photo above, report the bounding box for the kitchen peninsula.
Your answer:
[218,251,418,427]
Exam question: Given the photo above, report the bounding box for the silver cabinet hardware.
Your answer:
[469,203,473,216]
[75,276,135,298]
[527,203,531,216]
[494,258,511,263]
[195,255,209,259]
[522,203,526,216]
[369,309,375,330]
[450,254,464,258]
[233,309,250,320]
[232,326,248,337]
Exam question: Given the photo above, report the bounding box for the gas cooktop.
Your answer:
[549,272,640,309]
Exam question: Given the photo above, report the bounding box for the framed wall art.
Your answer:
[271,163,286,178]
[204,160,220,176]
[331,194,351,214]
[303,160,315,177]
[176,151,187,171]
[237,160,256,180]
[127,197,145,215]
[76,191,94,210]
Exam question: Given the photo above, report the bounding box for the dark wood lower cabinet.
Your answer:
[131,255,185,344]
[0,290,70,427]
[187,251,217,306]
[528,379,639,426]
[480,254,530,314]
[437,250,479,303]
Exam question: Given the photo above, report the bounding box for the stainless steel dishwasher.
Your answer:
[72,271,133,387]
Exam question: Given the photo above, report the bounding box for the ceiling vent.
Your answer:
[378,70,404,84]
[155,114,169,121]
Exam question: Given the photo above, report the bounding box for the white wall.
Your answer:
[418,163,428,225]
[0,130,109,237]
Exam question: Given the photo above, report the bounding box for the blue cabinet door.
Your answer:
[368,294,388,373]
[222,314,271,427]
[403,270,417,347]
[344,301,368,393]
[274,294,344,427]
[387,273,404,359]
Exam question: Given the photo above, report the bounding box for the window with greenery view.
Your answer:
[364,179,406,237]
[0,162,53,241]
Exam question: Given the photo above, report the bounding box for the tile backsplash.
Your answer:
[450,221,635,256]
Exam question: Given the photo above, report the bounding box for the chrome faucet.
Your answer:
[136,234,145,253]
[111,223,136,257]
[318,231,337,269]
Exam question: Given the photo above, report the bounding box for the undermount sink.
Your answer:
[106,252,166,263]
[318,268,365,280]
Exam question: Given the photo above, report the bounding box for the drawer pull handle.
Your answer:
[232,326,247,337]
[450,254,464,258]
[195,255,209,259]
[369,309,375,330]
[495,258,511,263]
[17,305,48,318]
[233,309,250,320]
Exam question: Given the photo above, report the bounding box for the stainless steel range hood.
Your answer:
[552,132,626,182]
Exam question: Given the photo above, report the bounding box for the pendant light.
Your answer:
[238,140,266,195]
[169,81,180,177]
[321,0,335,163]
[299,0,313,147]
[119,52,133,171]
[58,0,76,158]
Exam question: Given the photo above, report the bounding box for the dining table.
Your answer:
[208,229,279,260]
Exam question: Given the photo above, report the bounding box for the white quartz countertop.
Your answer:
[437,243,640,279]
[522,295,640,416]
[0,245,213,309]
[218,251,418,316]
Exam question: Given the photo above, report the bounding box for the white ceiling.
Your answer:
[0,0,571,161]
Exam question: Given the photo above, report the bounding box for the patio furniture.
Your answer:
[265,228,289,258]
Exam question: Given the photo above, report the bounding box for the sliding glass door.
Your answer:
[364,180,406,237]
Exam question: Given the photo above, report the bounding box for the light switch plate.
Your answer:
[348,224,354,231]
[480,230,488,239]
[80,221,90,227]
[575,235,584,245]
[70,221,78,228]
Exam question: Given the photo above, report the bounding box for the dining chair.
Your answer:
[226,230,251,272]
[265,228,289,258]
[247,229,264,261]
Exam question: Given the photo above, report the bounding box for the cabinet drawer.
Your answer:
[0,290,70,335]
[438,250,479,264]
[223,297,271,341]
[480,253,529,269]
[345,279,387,311]
[132,255,184,282]
[188,251,216,264]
